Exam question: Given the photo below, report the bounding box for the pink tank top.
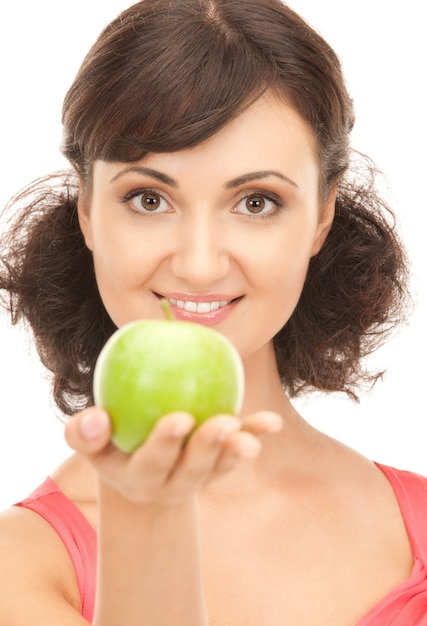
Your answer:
[14,464,427,624]
[15,476,96,622]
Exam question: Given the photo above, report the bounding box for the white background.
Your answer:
[0,1,425,509]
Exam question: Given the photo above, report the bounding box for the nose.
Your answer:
[171,211,230,287]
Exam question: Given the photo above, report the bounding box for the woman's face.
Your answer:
[78,96,335,362]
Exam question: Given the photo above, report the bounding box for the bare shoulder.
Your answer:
[0,505,87,625]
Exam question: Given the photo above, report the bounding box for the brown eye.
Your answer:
[246,195,265,213]
[127,190,169,214]
[233,192,282,219]
[140,192,161,211]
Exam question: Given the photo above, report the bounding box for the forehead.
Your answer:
[93,96,319,189]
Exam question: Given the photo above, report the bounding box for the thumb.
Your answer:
[64,406,112,455]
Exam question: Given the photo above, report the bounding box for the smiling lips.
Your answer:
[167,298,230,314]
[158,294,241,325]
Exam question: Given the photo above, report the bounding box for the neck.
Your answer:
[239,341,287,416]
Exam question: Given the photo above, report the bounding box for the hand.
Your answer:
[64,408,282,506]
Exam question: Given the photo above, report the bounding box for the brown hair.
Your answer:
[0,0,410,415]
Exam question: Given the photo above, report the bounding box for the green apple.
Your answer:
[93,301,245,453]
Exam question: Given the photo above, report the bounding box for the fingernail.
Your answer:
[79,410,109,440]
[268,414,283,432]
[239,439,262,458]
[216,425,240,442]
[171,416,195,439]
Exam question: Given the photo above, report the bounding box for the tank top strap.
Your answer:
[376,463,427,564]
[15,476,96,623]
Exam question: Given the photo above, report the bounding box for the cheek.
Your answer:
[231,252,310,364]
[261,255,310,324]
[88,222,162,325]
[247,222,316,325]
[252,221,316,290]
[90,216,156,283]
[91,235,135,290]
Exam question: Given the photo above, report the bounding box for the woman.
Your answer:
[0,1,423,624]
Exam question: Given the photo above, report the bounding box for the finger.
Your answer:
[207,413,282,482]
[127,412,196,484]
[68,410,197,503]
[84,412,197,503]
[240,411,283,437]
[167,415,242,493]
[210,430,262,480]
[88,411,195,486]
[64,407,112,454]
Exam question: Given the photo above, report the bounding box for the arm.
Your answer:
[0,409,280,625]
[72,409,260,626]
[95,486,206,625]
[69,408,279,626]
[0,506,90,625]
[0,484,206,626]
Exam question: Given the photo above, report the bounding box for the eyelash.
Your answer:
[121,188,171,216]
[120,187,285,220]
[234,190,285,221]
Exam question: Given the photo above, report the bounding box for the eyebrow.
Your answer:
[110,166,177,186]
[109,166,298,189]
[225,170,299,189]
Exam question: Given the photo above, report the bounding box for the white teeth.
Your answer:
[184,301,197,313]
[197,302,211,314]
[167,298,231,313]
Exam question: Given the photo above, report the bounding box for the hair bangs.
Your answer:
[62,1,273,174]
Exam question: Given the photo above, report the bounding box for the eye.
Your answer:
[124,189,171,214]
[234,192,283,218]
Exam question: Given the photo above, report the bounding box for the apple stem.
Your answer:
[160,298,175,321]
